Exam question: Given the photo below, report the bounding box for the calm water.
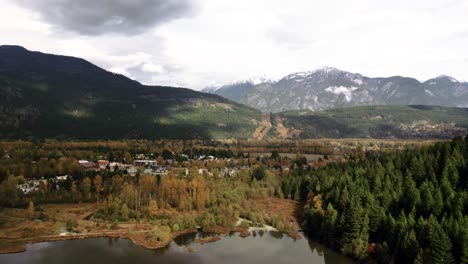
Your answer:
[0,231,353,264]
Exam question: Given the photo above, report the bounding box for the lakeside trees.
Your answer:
[283,135,468,263]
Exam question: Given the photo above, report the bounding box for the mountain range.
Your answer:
[0,45,467,140]
[204,67,468,113]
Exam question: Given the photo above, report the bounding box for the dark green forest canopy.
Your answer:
[283,135,468,263]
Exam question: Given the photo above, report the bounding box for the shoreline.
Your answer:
[0,228,195,254]
[0,226,302,255]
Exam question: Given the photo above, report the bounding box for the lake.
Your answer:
[0,231,354,264]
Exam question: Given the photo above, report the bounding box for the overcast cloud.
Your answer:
[15,0,197,36]
[1,0,468,89]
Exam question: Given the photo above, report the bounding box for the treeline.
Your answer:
[282,135,468,263]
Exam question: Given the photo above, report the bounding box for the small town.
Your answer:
[15,150,332,195]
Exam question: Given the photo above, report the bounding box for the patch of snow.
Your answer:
[428,82,436,85]
[325,86,358,102]
[285,71,312,80]
[425,89,435,97]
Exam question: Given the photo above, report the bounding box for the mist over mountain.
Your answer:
[204,67,468,113]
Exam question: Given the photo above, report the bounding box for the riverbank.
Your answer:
[0,199,303,254]
[0,228,198,254]
[0,217,305,255]
[0,225,302,254]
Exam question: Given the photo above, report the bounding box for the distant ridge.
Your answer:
[204,67,468,113]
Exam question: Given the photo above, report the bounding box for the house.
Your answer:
[109,162,125,171]
[97,160,109,169]
[79,160,99,171]
[55,175,70,181]
[133,159,157,167]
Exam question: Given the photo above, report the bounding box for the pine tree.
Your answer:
[323,203,338,245]
[396,228,420,263]
[428,218,455,264]
[460,228,468,264]
[432,189,443,217]
[340,197,368,259]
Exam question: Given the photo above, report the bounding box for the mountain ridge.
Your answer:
[204,67,468,113]
[0,45,262,140]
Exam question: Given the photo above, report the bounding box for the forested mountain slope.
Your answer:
[271,105,468,139]
[0,45,262,140]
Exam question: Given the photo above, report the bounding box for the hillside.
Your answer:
[0,45,262,140]
[271,105,468,139]
[205,67,468,113]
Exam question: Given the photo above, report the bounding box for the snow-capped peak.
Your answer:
[283,67,347,81]
[248,75,276,85]
[208,75,277,89]
[315,66,340,73]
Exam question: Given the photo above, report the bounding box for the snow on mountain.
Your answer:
[205,67,468,113]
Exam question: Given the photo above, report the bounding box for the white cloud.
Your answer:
[1,0,468,89]
[142,63,164,74]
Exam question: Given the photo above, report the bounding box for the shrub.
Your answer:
[152,225,172,243]
[172,223,181,232]
[239,220,250,229]
[66,219,78,232]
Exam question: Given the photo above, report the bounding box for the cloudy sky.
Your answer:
[1,0,468,89]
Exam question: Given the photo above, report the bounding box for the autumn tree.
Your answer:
[93,174,102,203]
[121,203,129,221]
[82,177,92,200]
[28,200,34,220]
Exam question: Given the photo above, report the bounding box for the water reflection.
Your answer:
[0,231,354,264]
[174,232,198,246]
[269,231,284,239]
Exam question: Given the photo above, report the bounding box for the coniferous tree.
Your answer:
[428,217,455,264]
